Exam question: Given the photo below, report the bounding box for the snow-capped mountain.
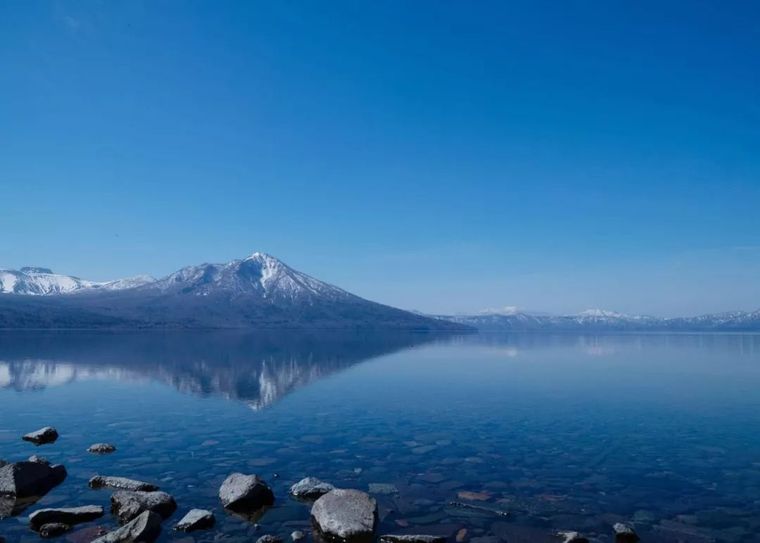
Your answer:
[0,252,465,330]
[0,266,153,295]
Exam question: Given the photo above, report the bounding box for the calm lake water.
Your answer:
[1,331,759,543]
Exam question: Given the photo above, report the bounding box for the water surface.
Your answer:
[1,331,759,542]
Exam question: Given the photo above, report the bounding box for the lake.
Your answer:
[1,331,759,542]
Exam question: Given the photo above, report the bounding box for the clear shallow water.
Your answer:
[1,331,759,543]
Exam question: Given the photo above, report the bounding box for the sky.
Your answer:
[1,1,759,317]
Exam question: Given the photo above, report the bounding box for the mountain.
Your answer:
[0,253,467,330]
[0,266,153,295]
[441,308,760,331]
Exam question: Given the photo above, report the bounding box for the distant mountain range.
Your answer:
[439,307,760,332]
[0,253,465,330]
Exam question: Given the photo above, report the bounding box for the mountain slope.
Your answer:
[0,267,153,295]
[0,253,467,331]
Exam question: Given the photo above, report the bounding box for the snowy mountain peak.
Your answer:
[577,308,627,318]
[0,267,154,295]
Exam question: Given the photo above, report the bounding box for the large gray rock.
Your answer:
[22,427,58,445]
[0,461,67,498]
[29,505,104,530]
[290,477,335,500]
[174,508,215,532]
[111,490,177,524]
[219,473,274,513]
[88,443,117,454]
[380,536,445,543]
[39,522,70,538]
[92,510,162,543]
[311,489,377,543]
[89,476,158,492]
[613,523,640,543]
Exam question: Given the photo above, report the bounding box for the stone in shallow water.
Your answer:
[311,489,377,543]
[368,483,398,495]
[219,473,275,513]
[111,490,177,524]
[292,530,305,541]
[27,456,49,465]
[0,461,67,499]
[88,443,117,454]
[257,535,283,543]
[380,535,446,543]
[39,522,71,538]
[22,427,58,445]
[175,508,215,532]
[92,510,162,543]
[557,531,589,543]
[613,523,640,543]
[29,505,104,530]
[89,476,159,492]
[290,477,335,500]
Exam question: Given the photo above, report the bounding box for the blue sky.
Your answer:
[1,1,759,316]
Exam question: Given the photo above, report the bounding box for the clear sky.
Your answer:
[1,1,759,317]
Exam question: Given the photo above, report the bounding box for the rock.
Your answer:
[219,473,274,513]
[22,427,58,445]
[29,505,104,530]
[92,510,162,543]
[175,508,215,532]
[89,476,159,492]
[0,461,67,498]
[368,483,398,495]
[39,522,71,538]
[257,536,283,543]
[456,528,468,542]
[27,456,49,465]
[290,477,335,500]
[292,530,305,541]
[111,490,177,524]
[557,531,589,543]
[613,523,640,543]
[380,536,446,543]
[311,489,377,543]
[88,443,117,454]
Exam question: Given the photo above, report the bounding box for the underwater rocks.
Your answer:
[257,535,284,543]
[88,443,117,454]
[290,477,335,500]
[311,489,378,543]
[219,473,275,513]
[0,461,66,499]
[111,490,177,524]
[89,476,159,492]
[175,508,215,532]
[39,522,70,538]
[22,427,59,445]
[92,510,162,543]
[29,505,104,530]
[380,535,446,543]
[613,523,640,543]
[557,531,589,543]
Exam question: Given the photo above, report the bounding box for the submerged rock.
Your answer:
[29,505,104,530]
[27,456,49,466]
[92,510,162,543]
[380,536,446,543]
[219,473,274,513]
[257,535,283,543]
[311,489,377,543]
[292,530,305,541]
[22,427,58,445]
[175,508,215,532]
[39,522,71,538]
[557,531,589,543]
[88,443,117,454]
[613,523,640,543]
[89,476,158,492]
[290,477,335,500]
[0,461,67,499]
[111,490,177,524]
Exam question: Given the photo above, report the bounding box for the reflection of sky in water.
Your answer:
[1,332,759,542]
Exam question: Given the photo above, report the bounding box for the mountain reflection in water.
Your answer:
[0,330,455,409]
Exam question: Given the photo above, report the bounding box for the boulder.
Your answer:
[292,530,305,542]
[88,443,117,454]
[311,489,377,543]
[613,523,640,543]
[380,537,446,543]
[0,461,67,498]
[89,476,158,492]
[29,505,104,530]
[92,510,162,543]
[111,490,177,524]
[290,477,335,500]
[27,456,49,465]
[174,508,215,532]
[557,531,589,543]
[39,522,71,538]
[22,427,58,445]
[219,473,274,513]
